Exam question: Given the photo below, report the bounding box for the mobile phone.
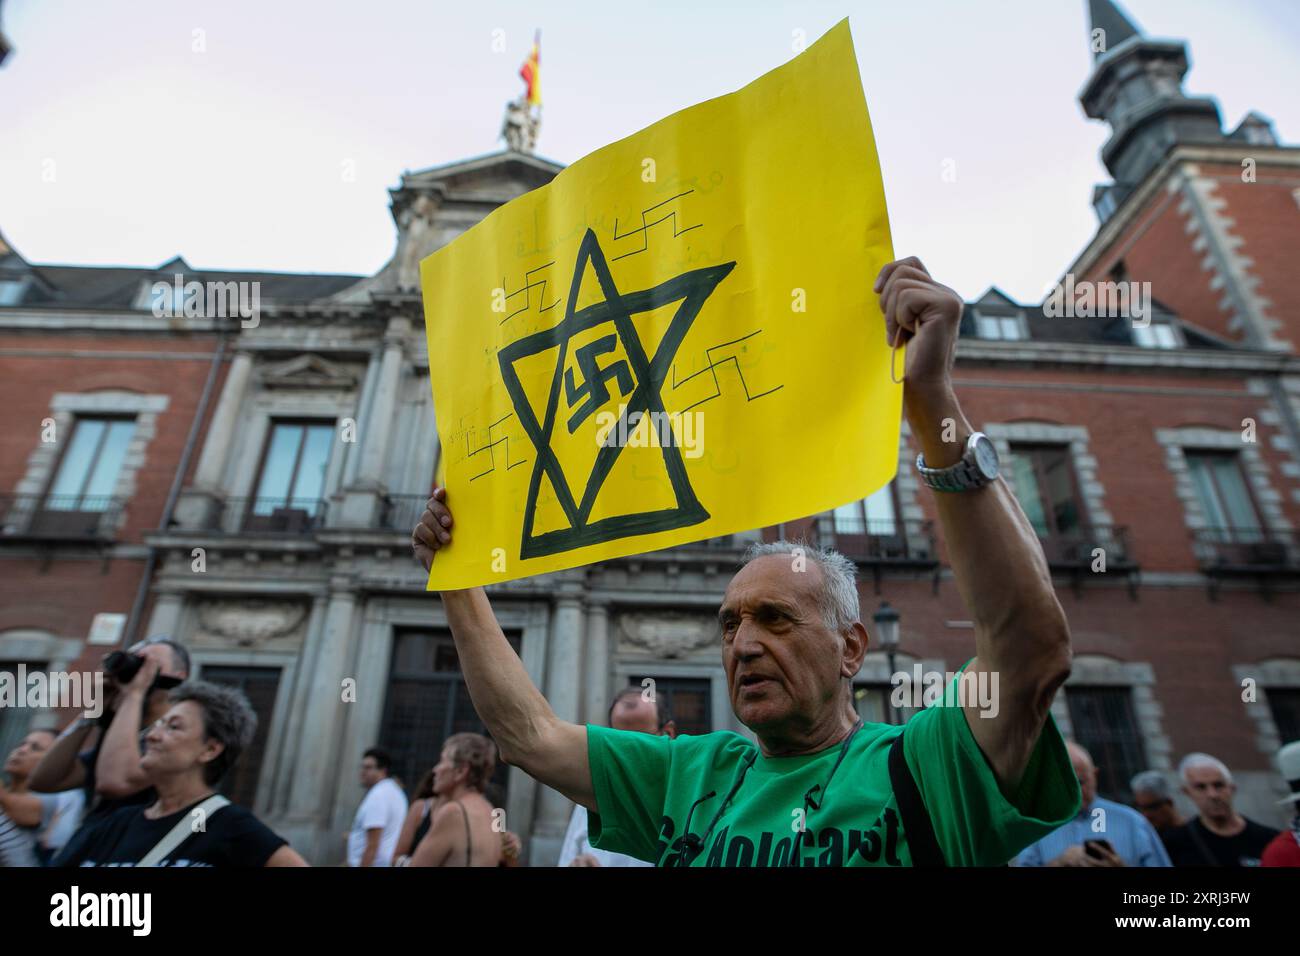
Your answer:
[1084,838,1115,859]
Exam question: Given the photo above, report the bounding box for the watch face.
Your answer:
[972,436,1000,478]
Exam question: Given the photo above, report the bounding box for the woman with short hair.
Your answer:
[409,733,504,867]
[55,672,307,867]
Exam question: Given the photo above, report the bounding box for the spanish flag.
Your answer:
[519,31,541,107]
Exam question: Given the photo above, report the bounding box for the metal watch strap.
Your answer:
[916,447,987,492]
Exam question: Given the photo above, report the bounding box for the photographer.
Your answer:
[29,636,190,823]
[53,676,307,867]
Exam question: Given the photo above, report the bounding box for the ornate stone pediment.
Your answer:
[195,599,308,648]
[618,612,717,660]
[257,353,357,390]
[327,151,565,302]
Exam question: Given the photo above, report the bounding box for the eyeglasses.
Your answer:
[1135,801,1170,812]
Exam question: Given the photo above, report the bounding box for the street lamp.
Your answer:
[873,602,901,724]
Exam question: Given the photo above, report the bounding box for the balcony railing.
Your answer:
[380,494,431,533]
[809,517,937,565]
[1194,527,1300,574]
[228,496,327,534]
[0,494,125,541]
[1034,525,1138,596]
[1037,525,1134,569]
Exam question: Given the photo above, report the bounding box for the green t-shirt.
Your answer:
[586,687,1079,867]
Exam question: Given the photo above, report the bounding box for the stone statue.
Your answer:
[396,193,437,292]
[501,95,541,154]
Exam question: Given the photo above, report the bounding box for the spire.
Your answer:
[1088,0,1141,59]
[1079,0,1225,201]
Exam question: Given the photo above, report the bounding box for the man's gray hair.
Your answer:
[168,680,258,786]
[740,540,860,632]
[1130,770,1173,800]
[1178,752,1233,784]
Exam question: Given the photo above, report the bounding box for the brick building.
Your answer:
[1,0,1296,864]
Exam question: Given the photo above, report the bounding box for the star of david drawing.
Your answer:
[498,228,736,559]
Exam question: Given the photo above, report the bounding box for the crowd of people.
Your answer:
[1011,741,1299,867]
[1,635,1295,868]
[0,634,528,868]
[2,257,1297,869]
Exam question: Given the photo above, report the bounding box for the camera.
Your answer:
[102,651,183,690]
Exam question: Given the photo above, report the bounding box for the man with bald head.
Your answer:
[558,687,677,867]
[1015,741,1170,867]
[413,257,1081,866]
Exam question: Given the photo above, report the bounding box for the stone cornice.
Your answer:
[955,339,1297,374]
[0,309,228,333]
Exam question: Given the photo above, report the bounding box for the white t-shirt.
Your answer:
[347,778,408,867]
[557,804,653,868]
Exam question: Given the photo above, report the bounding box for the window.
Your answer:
[0,662,43,766]
[0,279,26,306]
[1005,444,1085,540]
[1066,687,1147,802]
[1185,451,1261,542]
[45,417,135,511]
[250,421,334,519]
[379,629,521,803]
[1266,688,1300,745]
[198,665,282,808]
[1132,323,1179,349]
[628,676,712,736]
[832,482,897,537]
[975,311,1025,341]
[142,281,187,314]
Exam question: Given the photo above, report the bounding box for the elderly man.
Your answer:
[1131,769,1185,836]
[1015,742,1170,866]
[1163,753,1278,867]
[412,257,1080,866]
[558,687,677,867]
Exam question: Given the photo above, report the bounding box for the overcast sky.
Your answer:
[2,0,1297,301]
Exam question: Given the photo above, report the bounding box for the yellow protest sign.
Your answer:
[421,18,898,590]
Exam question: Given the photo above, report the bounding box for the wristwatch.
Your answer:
[916,431,1000,492]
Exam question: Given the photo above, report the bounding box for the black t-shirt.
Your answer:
[1163,817,1279,867]
[55,797,288,868]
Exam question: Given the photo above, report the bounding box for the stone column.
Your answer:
[583,602,610,727]
[533,583,586,863]
[337,317,408,526]
[268,594,328,816]
[194,350,253,488]
[143,592,185,641]
[282,578,357,860]
[357,317,409,488]
[174,350,253,529]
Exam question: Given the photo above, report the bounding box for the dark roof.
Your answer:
[1089,0,1142,59]
[7,262,363,309]
[959,294,1234,351]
